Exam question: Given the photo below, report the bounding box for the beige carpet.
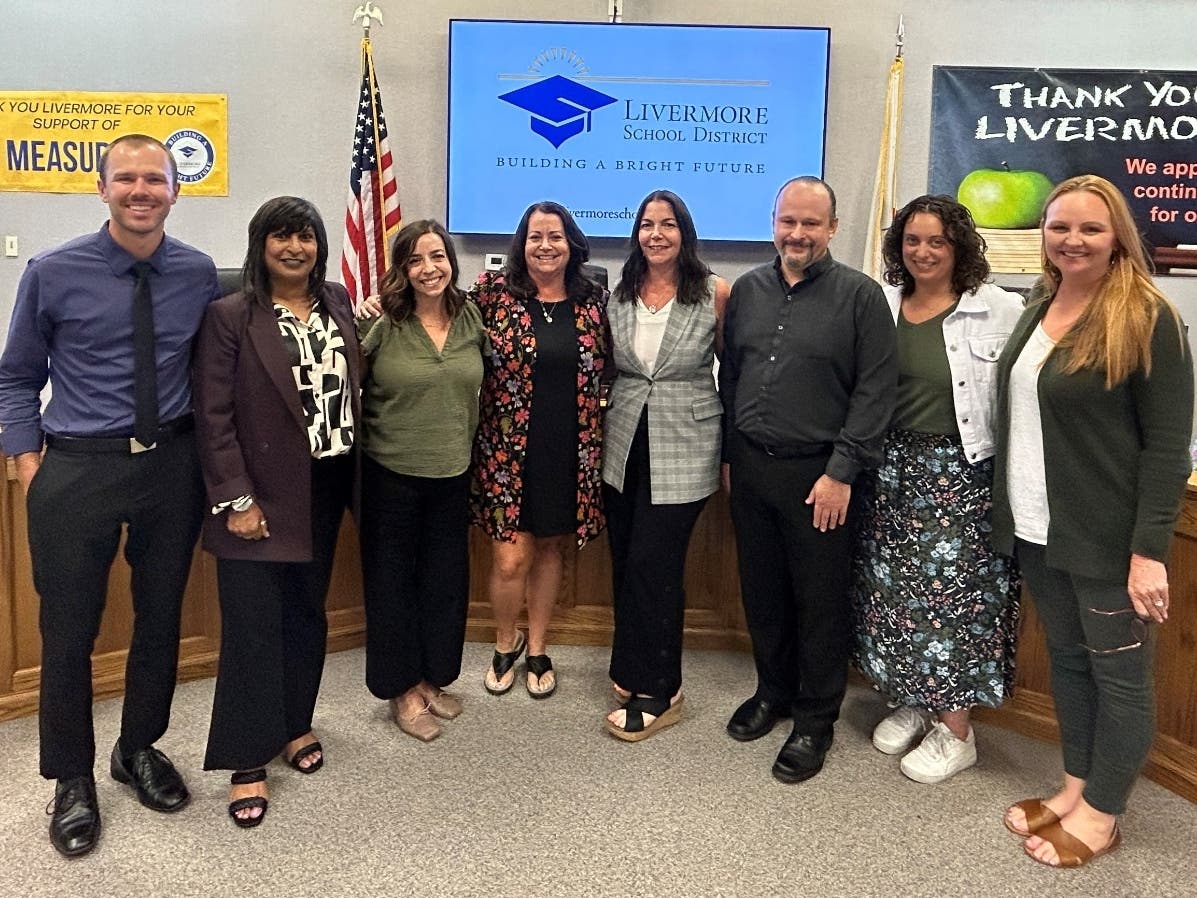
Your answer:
[1,643,1193,897]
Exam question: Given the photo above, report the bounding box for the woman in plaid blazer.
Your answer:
[602,190,730,741]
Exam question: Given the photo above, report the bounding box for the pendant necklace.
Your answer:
[538,299,564,323]
[639,291,674,315]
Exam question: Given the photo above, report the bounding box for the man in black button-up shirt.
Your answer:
[720,177,897,782]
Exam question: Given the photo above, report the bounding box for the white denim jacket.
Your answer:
[884,281,1025,463]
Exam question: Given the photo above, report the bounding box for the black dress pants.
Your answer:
[360,455,470,700]
[28,435,204,780]
[604,413,708,698]
[203,454,351,771]
[728,435,859,739]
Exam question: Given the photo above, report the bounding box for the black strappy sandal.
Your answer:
[284,740,323,774]
[484,631,527,695]
[605,693,684,742]
[228,769,268,828]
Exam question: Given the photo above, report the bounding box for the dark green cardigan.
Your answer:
[991,298,1194,580]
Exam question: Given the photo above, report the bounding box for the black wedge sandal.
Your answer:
[228,769,268,828]
[605,693,684,742]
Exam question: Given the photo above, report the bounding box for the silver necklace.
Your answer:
[538,298,564,323]
[638,293,674,315]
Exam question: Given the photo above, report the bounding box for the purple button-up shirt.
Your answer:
[0,223,219,455]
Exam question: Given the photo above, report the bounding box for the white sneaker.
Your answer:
[900,722,977,784]
[871,706,930,755]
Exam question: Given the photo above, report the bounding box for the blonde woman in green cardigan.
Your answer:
[992,175,1193,868]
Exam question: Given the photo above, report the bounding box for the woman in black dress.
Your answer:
[470,202,609,698]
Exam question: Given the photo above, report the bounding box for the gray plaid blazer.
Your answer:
[602,276,721,504]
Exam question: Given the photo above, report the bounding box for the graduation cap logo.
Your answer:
[499,75,618,149]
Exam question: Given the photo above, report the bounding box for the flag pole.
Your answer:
[863,17,906,281]
[342,2,402,308]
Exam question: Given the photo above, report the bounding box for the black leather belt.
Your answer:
[45,414,194,454]
[739,431,832,459]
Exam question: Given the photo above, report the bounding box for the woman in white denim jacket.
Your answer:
[851,195,1024,785]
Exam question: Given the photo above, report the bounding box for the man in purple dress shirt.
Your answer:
[0,134,219,858]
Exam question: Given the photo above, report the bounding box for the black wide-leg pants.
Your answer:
[203,454,351,771]
[604,415,708,699]
[360,455,470,700]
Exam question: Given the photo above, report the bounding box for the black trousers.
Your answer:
[28,435,204,780]
[728,435,859,738]
[360,455,470,700]
[604,413,708,698]
[203,454,352,771]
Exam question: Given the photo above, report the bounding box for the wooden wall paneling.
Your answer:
[3,459,1197,804]
[324,514,367,653]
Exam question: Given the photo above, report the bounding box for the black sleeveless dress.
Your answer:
[519,297,578,537]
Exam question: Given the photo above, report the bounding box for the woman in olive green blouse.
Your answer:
[359,220,487,742]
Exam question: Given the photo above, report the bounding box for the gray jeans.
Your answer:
[1016,540,1155,815]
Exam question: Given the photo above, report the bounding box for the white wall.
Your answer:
[4,0,1197,407]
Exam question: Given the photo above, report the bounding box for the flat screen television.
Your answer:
[446,20,830,242]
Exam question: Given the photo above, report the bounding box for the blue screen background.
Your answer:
[447,21,830,241]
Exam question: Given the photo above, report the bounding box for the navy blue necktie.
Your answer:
[131,261,159,448]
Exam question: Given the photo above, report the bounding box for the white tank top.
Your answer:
[1008,322,1056,546]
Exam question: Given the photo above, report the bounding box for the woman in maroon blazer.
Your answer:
[193,196,361,828]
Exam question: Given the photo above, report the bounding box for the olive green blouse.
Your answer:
[893,302,960,436]
[359,300,487,477]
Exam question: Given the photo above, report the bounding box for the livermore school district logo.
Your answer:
[165,129,215,183]
[500,60,617,149]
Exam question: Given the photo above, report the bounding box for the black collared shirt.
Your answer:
[720,252,897,483]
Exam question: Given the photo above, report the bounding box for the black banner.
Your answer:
[929,67,1197,267]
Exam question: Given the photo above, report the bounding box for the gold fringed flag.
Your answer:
[863,53,904,282]
[341,37,402,309]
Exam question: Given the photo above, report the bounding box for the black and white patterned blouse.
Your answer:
[274,298,354,458]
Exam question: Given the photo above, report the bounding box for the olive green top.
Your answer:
[359,300,487,477]
[893,302,960,436]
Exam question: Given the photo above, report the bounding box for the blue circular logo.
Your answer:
[165,129,215,183]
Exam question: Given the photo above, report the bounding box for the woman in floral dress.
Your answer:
[470,201,609,699]
[852,195,1022,784]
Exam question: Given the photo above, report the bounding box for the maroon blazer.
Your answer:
[192,282,362,562]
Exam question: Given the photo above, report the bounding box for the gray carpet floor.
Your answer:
[1,643,1194,897]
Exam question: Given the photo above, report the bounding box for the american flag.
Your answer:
[341,37,401,309]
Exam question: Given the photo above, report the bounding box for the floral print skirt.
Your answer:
[851,429,1020,711]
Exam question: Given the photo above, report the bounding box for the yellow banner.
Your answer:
[0,90,228,195]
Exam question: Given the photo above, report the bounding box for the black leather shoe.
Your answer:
[772,730,833,784]
[47,776,100,858]
[726,696,789,742]
[110,742,190,812]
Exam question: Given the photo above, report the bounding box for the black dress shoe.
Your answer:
[110,742,190,812]
[772,730,833,784]
[726,696,789,742]
[47,776,100,858]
